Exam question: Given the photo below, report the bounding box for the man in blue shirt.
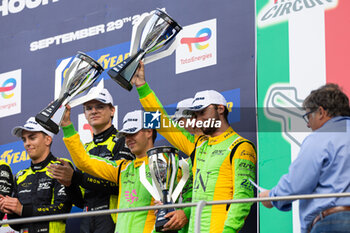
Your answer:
[260,83,350,233]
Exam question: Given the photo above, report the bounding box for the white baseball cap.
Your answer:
[12,117,55,138]
[172,98,193,121]
[190,90,227,111]
[83,87,113,105]
[117,110,143,137]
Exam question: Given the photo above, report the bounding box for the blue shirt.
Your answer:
[270,116,350,233]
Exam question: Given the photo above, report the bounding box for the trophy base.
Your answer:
[155,207,178,233]
[108,68,133,91]
[108,49,145,92]
[155,221,178,233]
[35,113,59,135]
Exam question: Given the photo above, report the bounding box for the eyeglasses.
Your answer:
[84,104,107,112]
[302,110,316,124]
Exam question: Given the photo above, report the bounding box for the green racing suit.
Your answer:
[137,83,257,233]
[62,123,192,233]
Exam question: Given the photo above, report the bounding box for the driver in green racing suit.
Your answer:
[131,62,257,233]
[61,108,192,233]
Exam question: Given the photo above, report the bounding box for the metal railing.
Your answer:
[1,192,350,233]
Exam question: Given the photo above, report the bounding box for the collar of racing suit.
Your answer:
[133,156,148,168]
[207,127,236,145]
[92,125,116,144]
[31,152,54,171]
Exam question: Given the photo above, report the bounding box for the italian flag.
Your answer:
[256,0,350,232]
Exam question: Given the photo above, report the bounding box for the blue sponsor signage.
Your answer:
[0,141,30,174]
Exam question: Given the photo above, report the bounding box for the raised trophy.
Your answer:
[139,146,189,232]
[108,8,182,91]
[35,52,104,134]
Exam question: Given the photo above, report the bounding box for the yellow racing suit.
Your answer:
[137,83,257,233]
[62,124,192,233]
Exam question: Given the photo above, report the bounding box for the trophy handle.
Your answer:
[139,162,161,201]
[143,33,181,65]
[52,106,67,128]
[55,57,71,99]
[131,11,180,65]
[58,57,81,99]
[171,158,189,203]
[69,79,104,108]
[167,154,177,203]
[130,14,153,57]
[107,50,145,91]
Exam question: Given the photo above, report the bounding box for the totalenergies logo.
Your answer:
[175,18,217,74]
[0,78,16,99]
[180,28,211,52]
[0,69,21,118]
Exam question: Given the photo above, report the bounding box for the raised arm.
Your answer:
[132,61,196,156]
[61,105,122,184]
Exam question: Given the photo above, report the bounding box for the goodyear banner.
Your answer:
[257,0,350,232]
[0,0,256,232]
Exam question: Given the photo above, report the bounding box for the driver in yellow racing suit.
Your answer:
[131,61,257,233]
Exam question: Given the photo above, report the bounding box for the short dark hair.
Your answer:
[223,106,229,122]
[151,129,157,143]
[214,104,229,123]
[303,83,350,117]
[37,131,53,147]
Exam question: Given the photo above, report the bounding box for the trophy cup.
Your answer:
[108,8,182,91]
[35,52,104,134]
[139,146,189,232]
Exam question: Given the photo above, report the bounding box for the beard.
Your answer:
[201,126,218,135]
[200,110,221,136]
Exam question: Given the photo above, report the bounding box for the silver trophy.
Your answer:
[35,52,104,134]
[108,8,182,91]
[140,146,189,232]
